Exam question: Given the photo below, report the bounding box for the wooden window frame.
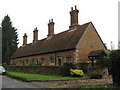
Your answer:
[66,55,72,63]
[41,58,45,65]
[49,56,55,65]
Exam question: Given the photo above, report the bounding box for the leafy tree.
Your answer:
[2,15,19,64]
[110,50,120,85]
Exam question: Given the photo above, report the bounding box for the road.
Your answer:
[1,75,47,89]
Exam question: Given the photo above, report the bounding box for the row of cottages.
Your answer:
[11,6,107,66]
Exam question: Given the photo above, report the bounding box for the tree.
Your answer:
[88,50,107,67]
[2,15,19,64]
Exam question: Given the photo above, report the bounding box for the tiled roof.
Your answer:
[11,22,90,59]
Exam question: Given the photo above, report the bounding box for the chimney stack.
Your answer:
[23,33,27,45]
[47,18,55,37]
[33,27,38,42]
[69,5,79,28]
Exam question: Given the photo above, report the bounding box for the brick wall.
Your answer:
[11,50,75,66]
[76,23,106,62]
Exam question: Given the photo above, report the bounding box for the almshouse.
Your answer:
[11,6,107,66]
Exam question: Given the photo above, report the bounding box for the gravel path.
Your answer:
[31,76,113,88]
[56,78,112,88]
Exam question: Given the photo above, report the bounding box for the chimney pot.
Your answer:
[71,7,73,11]
[24,33,27,37]
[75,5,77,10]
[69,5,79,28]
[51,18,53,22]
[23,33,27,45]
[48,19,55,37]
[35,27,37,30]
[33,27,38,42]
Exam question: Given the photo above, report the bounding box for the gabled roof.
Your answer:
[11,22,91,59]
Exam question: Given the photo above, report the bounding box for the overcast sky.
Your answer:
[0,0,119,49]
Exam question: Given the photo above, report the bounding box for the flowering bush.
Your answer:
[70,69,84,77]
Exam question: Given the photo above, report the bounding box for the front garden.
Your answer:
[6,70,88,82]
[4,49,120,88]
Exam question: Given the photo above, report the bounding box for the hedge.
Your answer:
[110,50,120,86]
[4,65,61,75]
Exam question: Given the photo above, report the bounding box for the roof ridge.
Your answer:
[56,22,91,36]
[27,22,91,43]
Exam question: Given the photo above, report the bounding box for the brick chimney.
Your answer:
[69,5,79,28]
[47,18,55,37]
[23,33,27,45]
[33,27,38,42]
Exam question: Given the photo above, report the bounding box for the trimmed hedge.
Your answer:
[77,61,88,73]
[5,65,61,75]
[110,50,120,86]
[96,57,112,74]
[60,63,75,76]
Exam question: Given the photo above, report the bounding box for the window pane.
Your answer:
[66,55,72,63]
[50,56,54,65]
[26,60,28,65]
[32,59,35,65]
[41,58,45,65]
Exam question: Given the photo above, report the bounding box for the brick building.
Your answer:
[11,6,107,66]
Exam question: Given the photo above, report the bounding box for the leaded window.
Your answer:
[66,55,72,63]
[49,56,55,65]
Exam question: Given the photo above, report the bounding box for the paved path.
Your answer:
[1,75,47,89]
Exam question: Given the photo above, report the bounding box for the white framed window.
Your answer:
[16,61,18,65]
[66,55,72,63]
[41,58,45,65]
[31,59,35,65]
[23,60,25,65]
[49,56,55,65]
[36,58,39,64]
[20,60,22,65]
[26,59,28,65]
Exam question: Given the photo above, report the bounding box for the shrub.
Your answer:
[110,50,120,86]
[70,69,84,77]
[60,63,75,76]
[96,57,112,74]
[5,65,61,75]
[110,50,120,60]
[77,60,88,73]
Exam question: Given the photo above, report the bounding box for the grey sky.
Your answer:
[0,0,119,49]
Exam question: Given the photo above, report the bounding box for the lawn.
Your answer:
[6,71,88,81]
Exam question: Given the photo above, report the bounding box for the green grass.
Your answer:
[6,71,88,81]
